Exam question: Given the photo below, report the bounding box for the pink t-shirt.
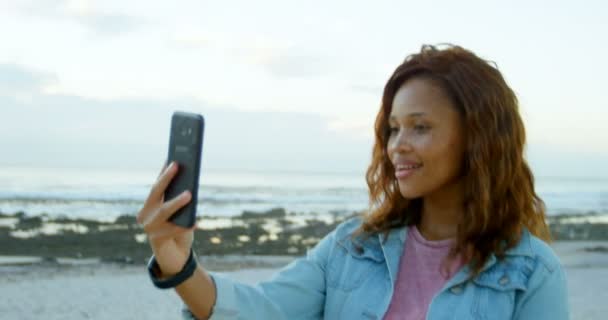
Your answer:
[383,226,465,320]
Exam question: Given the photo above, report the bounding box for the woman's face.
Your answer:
[387,77,466,200]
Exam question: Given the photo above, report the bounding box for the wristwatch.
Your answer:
[148,249,198,289]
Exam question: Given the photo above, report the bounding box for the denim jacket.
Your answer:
[182,216,569,319]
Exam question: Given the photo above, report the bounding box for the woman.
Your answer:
[137,44,569,319]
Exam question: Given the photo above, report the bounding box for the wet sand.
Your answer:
[1,241,607,320]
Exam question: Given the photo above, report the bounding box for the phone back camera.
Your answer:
[181,127,193,136]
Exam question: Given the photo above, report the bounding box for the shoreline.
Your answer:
[1,242,607,320]
[0,208,347,265]
[2,240,607,270]
[2,223,607,320]
[1,209,608,266]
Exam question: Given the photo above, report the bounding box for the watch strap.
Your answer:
[148,249,197,289]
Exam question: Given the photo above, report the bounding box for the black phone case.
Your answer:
[164,111,204,228]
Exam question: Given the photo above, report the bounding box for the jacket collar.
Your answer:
[379,224,535,289]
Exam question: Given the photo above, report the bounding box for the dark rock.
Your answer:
[239,207,286,219]
[41,256,59,264]
[583,246,608,253]
[114,214,137,225]
[10,211,608,263]
[278,218,294,230]
[550,223,608,240]
[16,216,43,230]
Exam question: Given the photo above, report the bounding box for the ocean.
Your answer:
[0,166,606,222]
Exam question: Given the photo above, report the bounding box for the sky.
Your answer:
[0,0,607,177]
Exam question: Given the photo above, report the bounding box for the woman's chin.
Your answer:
[397,185,424,199]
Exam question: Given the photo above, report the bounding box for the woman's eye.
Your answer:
[388,124,429,136]
[413,124,430,132]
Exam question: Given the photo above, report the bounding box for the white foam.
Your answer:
[558,215,608,224]
[198,218,246,230]
[0,256,42,265]
[9,223,89,238]
[0,218,18,228]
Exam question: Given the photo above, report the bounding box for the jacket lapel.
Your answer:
[377,225,534,292]
[379,226,408,288]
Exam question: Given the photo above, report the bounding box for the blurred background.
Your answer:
[0,0,606,221]
[0,1,607,319]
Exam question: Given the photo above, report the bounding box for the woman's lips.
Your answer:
[396,168,418,179]
[395,164,423,179]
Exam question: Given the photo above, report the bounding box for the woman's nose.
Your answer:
[388,129,413,153]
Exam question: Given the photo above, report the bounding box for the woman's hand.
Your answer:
[137,161,197,276]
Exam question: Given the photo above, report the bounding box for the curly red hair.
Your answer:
[357,44,551,277]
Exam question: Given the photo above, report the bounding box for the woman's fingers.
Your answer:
[141,190,192,231]
[137,161,197,248]
[148,162,179,204]
[159,190,192,221]
[157,161,169,179]
[137,162,172,224]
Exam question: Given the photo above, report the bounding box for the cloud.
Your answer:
[172,31,335,78]
[255,53,334,78]
[235,39,337,78]
[527,144,608,179]
[0,64,58,95]
[0,91,372,173]
[1,85,605,178]
[173,33,215,48]
[76,11,140,35]
[349,84,383,96]
[21,0,141,36]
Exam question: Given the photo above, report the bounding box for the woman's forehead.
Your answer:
[390,78,457,119]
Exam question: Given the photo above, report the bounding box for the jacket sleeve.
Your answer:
[514,263,570,320]
[181,229,337,320]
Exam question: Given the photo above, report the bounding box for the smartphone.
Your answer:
[164,111,205,228]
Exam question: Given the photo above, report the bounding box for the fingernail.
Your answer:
[182,190,191,198]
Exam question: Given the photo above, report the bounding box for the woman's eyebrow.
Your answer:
[389,112,427,122]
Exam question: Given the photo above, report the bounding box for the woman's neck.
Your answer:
[418,180,464,241]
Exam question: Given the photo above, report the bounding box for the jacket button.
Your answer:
[449,286,463,295]
[499,276,510,286]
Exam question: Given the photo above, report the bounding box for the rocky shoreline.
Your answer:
[1,209,607,266]
[0,208,343,266]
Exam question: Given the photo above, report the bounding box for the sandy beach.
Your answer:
[1,241,607,320]
[0,257,284,320]
[1,209,607,319]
